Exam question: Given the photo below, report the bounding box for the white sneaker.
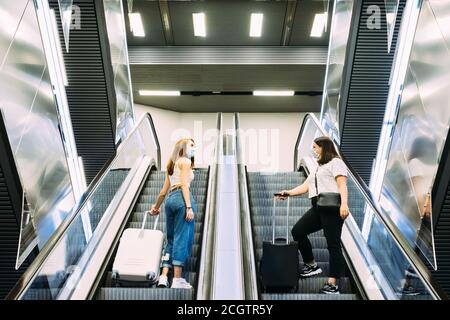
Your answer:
[157,275,168,288]
[171,277,193,289]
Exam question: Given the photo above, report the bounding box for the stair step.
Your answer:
[103,272,198,288]
[297,277,352,294]
[128,222,203,233]
[254,236,328,250]
[256,248,330,263]
[261,293,358,300]
[97,288,193,300]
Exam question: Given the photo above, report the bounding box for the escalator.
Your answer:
[247,171,359,300]
[6,113,218,300]
[236,112,445,300]
[7,111,445,300]
[95,168,209,300]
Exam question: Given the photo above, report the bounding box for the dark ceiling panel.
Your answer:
[133,95,322,113]
[168,0,288,45]
[125,0,166,46]
[130,64,325,92]
[290,0,333,46]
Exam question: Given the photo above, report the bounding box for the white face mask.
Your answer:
[186,146,196,159]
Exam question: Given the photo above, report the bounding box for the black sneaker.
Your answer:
[299,263,322,277]
[397,285,420,296]
[321,282,340,294]
[405,267,420,279]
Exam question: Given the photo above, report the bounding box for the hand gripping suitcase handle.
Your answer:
[141,210,160,231]
[272,196,290,244]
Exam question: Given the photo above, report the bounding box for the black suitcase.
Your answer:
[260,196,299,292]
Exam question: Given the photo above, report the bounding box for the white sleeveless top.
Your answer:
[169,157,194,187]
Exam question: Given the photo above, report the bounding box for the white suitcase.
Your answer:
[112,212,164,283]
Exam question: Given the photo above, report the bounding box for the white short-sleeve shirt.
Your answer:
[307,157,347,198]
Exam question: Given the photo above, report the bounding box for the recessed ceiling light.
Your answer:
[193,12,206,37]
[311,13,327,38]
[139,90,181,96]
[250,13,263,37]
[129,13,145,37]
[253,90,295,96]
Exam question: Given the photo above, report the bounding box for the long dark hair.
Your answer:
[314,136,340,165]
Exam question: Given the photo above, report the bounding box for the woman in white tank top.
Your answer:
[148,138,197,289]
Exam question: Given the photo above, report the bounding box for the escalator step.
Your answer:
[297,277,352,294]
[103,272,198,288]
[97,288,193,300]
[255,248,330,263]
[252,226,324,238]
[261,293,358,300]
[132,210,205,222]
[250,207,312,217]
[128,222,204,233]
[250,198,311,207]
[254,236,327,249]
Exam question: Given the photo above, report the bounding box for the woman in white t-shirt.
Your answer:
[148,138,197,289]
[277,136,349,294]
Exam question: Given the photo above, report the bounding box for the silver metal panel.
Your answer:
[103,0,135,143]
[320,0,354,141]
[0,0,74,264]
[380,0,450,269]
[429,0,450,51]
[0,0,29,63]
[128,46,328,65]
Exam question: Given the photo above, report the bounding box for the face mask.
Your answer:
[186,147,196,159]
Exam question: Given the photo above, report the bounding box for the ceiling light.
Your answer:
[253,90,295,96]
[250,13,263,37]
[139,90,181,96]
[129,13,145,37]
[193,13,206,37]
[310,13,327,37]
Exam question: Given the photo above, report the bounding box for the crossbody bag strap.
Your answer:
[314,166,319,196]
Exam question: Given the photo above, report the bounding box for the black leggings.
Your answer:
[291,198,345,279]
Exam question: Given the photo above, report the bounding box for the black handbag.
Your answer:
[315,167,341,208]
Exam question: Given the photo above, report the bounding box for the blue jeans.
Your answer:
[162,189,196,269]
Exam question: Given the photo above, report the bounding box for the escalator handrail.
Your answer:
[197,112,222,300]
[294,113,447,300]
[234,112,259,300]
[6,112,161,300]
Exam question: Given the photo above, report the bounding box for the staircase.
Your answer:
[247,171,359,300]
[96,168,209,300]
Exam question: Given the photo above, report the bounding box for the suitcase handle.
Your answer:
[272,196,290,244]
[141,210,160,231]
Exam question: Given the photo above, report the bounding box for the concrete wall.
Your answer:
[135,104,217,169]
[135,104,307,172]
[238,113,306,172]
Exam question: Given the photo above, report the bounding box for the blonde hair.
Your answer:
[166,138,195,175]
